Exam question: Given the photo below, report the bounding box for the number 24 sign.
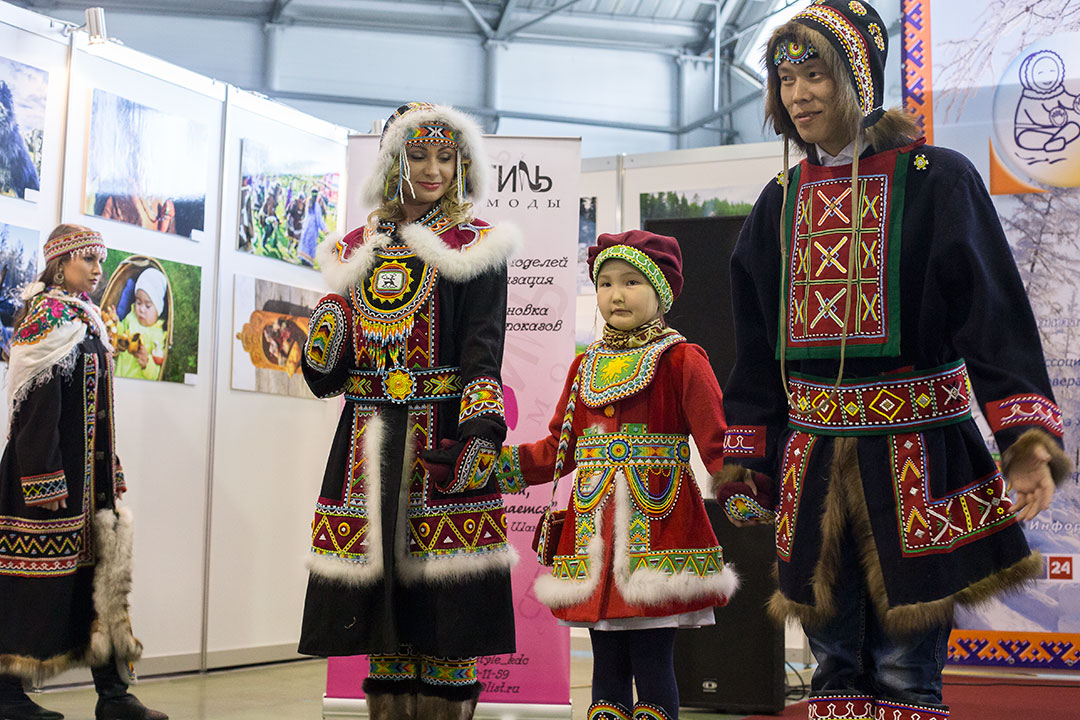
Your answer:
[1047,555,1074,581]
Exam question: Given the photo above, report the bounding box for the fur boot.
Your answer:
[414,682,481,720]
[362,677,416,720]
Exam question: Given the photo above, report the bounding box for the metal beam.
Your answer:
[679,88,759,133]
[268,0,292,24]
[456,0,494,38]
[502,0,584,39]
[495,0,521,36]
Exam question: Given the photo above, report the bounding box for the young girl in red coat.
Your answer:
[497,230,738,720]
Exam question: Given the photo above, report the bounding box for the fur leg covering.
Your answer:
[88,507,142,668]
[587,701,632,720]
[415,682,481,720]
[633,701,674,719]
[807,693,874,719]
[873,698,948,720]
[362,677,417,720]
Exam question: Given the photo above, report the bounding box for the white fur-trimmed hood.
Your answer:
[316,222,522,295]
[361,104,490,207]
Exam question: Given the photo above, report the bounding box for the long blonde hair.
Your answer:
[367,152,474,228]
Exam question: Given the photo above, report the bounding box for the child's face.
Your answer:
[134,289,159,326]
[596,258,661,332]
[778,57,852,155]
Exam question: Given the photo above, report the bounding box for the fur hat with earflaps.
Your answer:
[764,0,917,153]
[360,102,490,208]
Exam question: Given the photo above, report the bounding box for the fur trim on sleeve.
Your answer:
[1002,428,1073,486]
[316,229,394,295]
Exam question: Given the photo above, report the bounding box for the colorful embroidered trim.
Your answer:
[632,702,674,720]
[795,5,876,117]
[628,546,725,579]
[305,297,349,374]
[890,433,1016,556]
[419,656,477,687]
[310,503,370,562]
[787,360,972,435]
[496,446,526,494]
[408,506,509,556]
[368,654,418,682]
[774,38,817,66]
[806,693,875,719]
[724,494,775,524]
[0,515,85,577]
[459,377,504,424]
[723,425,767,457]
[588,702,632,720]
[778,145,914,360]
[445,436,498,493]
[574,427,690,518]
[986,393,1063,437]
[21,470,67,506]
[776,431,816,561]
[43,230,106,262]
[873,698,948,720]
[591,244,674,312]
[351,246,437,370]
[579,333,685,408]
[13,296,83,347]
[345,366,461,405]
[405,122,457,147]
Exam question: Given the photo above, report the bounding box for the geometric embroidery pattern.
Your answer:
[21,470,67,506]
[890,433,1016,556]
[420,656,478,687]
[948,629,1080,671]
[776,432,817,562]
[579,334,685,408]
[807,694,875,720]
[305,297,348,374]
[628,546,725,580]
[872,699,947,720]
[901,0,934,143]
[723,425,767,457]
[368,654,418,682]
[985,393,1063,437]
[459,376,504,424]
[787,360,972,435]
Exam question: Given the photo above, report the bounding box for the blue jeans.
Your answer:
[804,525,951,708]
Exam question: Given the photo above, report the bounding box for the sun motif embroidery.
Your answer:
[384,368,414,401]
[914,153,930,171]
[598,355,634,384]
[368,260,415,304]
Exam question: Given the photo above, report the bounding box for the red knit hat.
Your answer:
[587,230,683,312]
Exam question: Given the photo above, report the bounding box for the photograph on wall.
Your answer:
[0,222,39,359]
[89,250,201,383]
[232,274,322,399]
[576,196,598,353]
[84,89,208,238]
[639,185,756,222]
[237,139,340,268]
[0,55,47,201]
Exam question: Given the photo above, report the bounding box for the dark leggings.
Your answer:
[590,628,679,716]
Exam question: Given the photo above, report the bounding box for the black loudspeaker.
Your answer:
[674,501,785,714]
[642,217,786,713]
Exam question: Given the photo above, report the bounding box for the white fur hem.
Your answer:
[533,500,606,609]
[397,543,519,585]
[89,505,142,666]
[306,412,385,586]
[397,222,522,282]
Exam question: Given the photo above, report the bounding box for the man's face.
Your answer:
[778,57,853,155]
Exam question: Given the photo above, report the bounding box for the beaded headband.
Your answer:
[591,245,674,313]
[43,230,107,263]
[774,39,818,66]
[405,122,458,148]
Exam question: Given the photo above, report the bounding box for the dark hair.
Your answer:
[10,224,93,330]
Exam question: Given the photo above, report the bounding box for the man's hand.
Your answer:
[1007,442,1055,523]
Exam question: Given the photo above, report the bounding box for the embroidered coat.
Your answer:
[298,208,521,658]
[722,138,1066,633]
[498,330,738,623]
[0,290,140,683]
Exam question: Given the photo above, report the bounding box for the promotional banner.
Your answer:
[327,133,580,717]
[903,0,1080,670]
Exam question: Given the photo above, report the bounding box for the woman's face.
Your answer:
[403,143,457,208]
[61,254,103,296]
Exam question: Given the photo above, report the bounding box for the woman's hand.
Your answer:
[1007,442,1055,523]
[41,498,68,512]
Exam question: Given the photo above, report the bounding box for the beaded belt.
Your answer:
[574,426,691,516]
[345,366,462,404]
[787,360,971,435]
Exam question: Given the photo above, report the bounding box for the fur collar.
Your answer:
[316,221,522,295]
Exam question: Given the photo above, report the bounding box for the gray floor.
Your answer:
[34,652,792,720]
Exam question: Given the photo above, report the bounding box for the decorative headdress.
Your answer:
[361,102,489,209]
[587,230,683,313]
[43,229,107,263]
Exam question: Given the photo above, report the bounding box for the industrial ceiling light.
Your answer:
[65,7,109,44]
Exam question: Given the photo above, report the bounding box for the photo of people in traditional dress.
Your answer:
[237,139,340,268]
[231,274,323,398]
[0,222,38,359]
[84,89,208,238]
[0,55,47,201]
[90,250,201,383]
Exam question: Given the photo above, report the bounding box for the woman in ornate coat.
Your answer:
[0,225,165,720]
[299,103,520,720]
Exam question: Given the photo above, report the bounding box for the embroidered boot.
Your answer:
[415,682,481,720]
[633,701,674,719]
[587,701,632,720]
[807,692,874,720]
[363,677,417,720]
[873,698,948,720]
